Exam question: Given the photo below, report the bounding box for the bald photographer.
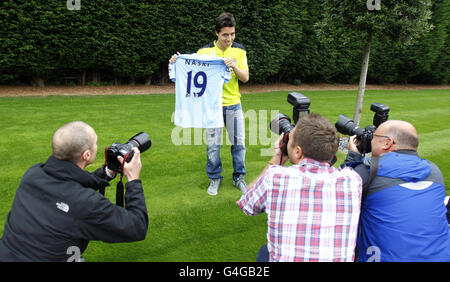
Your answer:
[0,121,148,262]
[343,119,450,261]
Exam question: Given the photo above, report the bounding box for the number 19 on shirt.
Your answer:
[186,71,207,97]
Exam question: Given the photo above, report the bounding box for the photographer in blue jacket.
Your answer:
[343,119,450,262]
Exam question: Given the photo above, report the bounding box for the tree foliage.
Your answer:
[316,0,436,122]
[0,0,447,85]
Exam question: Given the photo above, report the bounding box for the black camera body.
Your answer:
[335,103,390,154]
[270,92,311,155]
[106,132,151,173]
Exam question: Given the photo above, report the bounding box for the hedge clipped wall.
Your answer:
[0,0,448,86]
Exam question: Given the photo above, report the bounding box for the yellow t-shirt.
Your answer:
[197,41,248,106]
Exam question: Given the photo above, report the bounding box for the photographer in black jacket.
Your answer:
[0,121,148,262]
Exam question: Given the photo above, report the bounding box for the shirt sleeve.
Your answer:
[237,51,249,71]
[197,48,208,56]
[75,180,148,243]
[168,62,176,82]
[236,167,271,216]
[223,66,232,84]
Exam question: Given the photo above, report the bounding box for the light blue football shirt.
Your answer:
[169,54,231,128]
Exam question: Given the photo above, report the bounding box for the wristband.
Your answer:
[104,166,115,178]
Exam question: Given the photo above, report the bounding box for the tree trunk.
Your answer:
[32,76,45,87]
[81,71,86,85]
[92,71,100,83]
[159,63,168,85]
[144,75,152,86]
[353,40,371,125]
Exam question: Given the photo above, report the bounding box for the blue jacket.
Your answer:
[345,150,450,262]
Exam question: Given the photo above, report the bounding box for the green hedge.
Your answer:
[0,0,448,85]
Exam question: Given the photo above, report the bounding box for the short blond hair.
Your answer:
[52,121,95,163]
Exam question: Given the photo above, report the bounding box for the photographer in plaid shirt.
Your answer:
[237,113,362,262]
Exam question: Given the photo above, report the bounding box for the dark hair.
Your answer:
[293,113,338,162]
[215,12,236,32]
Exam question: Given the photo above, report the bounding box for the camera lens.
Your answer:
[127,132,151,153]
[335,115,358,136]
[270,113,293,135]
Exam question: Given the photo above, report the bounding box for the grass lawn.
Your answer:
[0,89,449,261]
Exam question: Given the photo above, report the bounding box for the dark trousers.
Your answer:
[446,199,450,225]
[256,244,270,262]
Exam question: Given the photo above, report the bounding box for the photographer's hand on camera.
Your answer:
[117,147,142,181]
[348,135,361,154]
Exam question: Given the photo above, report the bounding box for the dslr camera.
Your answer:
[270,92,311,155]
[335,103,389,154]
[105,132,152,173]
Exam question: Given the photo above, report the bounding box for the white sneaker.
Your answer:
[207,178,221,196]
[233,175,247,194]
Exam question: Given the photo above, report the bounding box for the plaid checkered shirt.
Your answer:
[237,158,362,262]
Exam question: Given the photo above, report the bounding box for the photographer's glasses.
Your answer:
[373,134,396,144]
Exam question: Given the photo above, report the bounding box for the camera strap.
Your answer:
[99,147,111,197]
[115,152,131,208]
[116,176,124,207]
[362,156,379,201]
[279,134,290,164]
[329,154,337,166]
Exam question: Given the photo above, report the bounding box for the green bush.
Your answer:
[0,0,447,85]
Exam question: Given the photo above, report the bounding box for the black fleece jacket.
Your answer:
[0,155,148,262]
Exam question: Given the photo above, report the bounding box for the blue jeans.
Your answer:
[206,103,246,181]
[256,244,270,262]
